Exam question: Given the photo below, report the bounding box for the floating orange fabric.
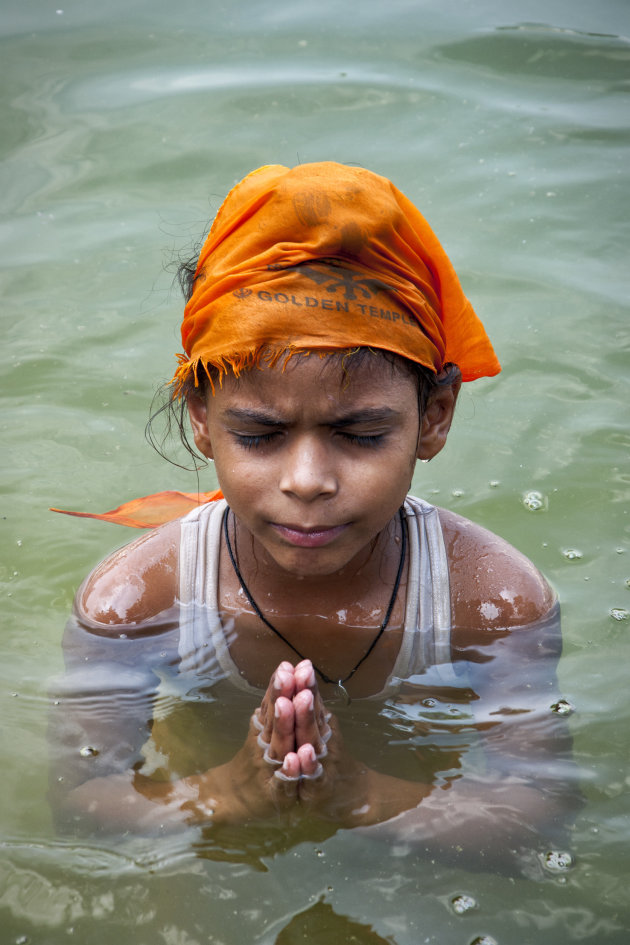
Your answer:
[172,161,500,395]
[50,490,223,529]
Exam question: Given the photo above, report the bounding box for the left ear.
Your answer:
[416,376,461,461]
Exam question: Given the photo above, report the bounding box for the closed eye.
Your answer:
[232,431,281,450]
[337,431,386,448]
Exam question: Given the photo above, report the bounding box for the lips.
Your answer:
[270,522,348,548]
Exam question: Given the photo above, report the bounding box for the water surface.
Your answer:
[1,0,629,942]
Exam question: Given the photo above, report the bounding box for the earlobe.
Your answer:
[416,378,461,461]
[186,395,214,458]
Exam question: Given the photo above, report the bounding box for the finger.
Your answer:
[267,695,296,763]
[297,743,323,780]
[294,659,329,730]
[277,751,301,780]
[260,662,296,741]
[294,688,327,756]
[294,659,316,693]
[266,752,300,806]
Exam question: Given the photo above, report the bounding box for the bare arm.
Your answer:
[50,514,581,872]
[353,513,582,872]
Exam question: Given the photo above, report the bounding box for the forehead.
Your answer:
[209,353,418,416]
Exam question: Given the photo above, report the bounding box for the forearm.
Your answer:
[54,772,191,833]
[56,743,297,833]
[343,768,430,827]
[361,775,578,873]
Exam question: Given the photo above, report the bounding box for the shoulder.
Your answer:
[436,507,556,633]
[75,519,181,634]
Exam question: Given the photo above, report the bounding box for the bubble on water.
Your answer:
[542,850,574,873]
[489,480,500,488]
[422,698,437,708]
[451,894,477,915]
[470,937,498,945]
[610,608,629,621]
[79,746,99,758]
[522,490,547,511]
[551,699,574,716]
[452,489,464,498]
[562,548,583,560]
[625,579,630,589]
[15,936,30,945]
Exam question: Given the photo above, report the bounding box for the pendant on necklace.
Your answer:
[337,680,351,706]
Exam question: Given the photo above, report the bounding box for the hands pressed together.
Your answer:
[253,659,331,782]
[209,659,380,827]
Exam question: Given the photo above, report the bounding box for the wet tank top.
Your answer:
[177,496,455,696]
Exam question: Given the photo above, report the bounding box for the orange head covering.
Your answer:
[172,162,500,394]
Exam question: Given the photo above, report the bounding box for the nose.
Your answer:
[279,435,338,502]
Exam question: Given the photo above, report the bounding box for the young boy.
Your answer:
[50,163,578,870]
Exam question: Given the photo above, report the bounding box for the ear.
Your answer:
[186,394,214,459]
[416,376,461,461]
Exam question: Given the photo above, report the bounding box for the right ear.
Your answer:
[186,394,214,459]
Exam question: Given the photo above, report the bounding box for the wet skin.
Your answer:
[187,354,444,786]
[64,354,572,856]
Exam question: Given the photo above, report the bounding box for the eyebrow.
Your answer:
[223,406,400,427]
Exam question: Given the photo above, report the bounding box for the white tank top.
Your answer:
[177,496,454,697]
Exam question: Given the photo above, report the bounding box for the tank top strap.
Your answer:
[177,495,453,694]
[383,496,452,687]
[178,498,252,685]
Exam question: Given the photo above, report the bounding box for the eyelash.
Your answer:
[235,433,278,450]
[234,432,385,450]
[339,432,385,449]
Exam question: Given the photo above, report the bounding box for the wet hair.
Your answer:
[146,255,461,470]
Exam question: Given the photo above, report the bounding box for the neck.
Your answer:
[223,507,408,694]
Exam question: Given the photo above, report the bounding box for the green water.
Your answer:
[1,0,629,941]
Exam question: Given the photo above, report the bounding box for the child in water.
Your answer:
[51,162,577,868]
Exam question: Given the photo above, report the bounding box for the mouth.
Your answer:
[270,522,348,549]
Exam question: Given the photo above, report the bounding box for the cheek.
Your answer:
[212,449,270,500]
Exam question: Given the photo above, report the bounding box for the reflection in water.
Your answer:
[274,899,392,944]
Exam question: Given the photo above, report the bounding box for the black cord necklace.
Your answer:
[223,507,407,704]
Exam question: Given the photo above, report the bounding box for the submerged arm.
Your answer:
[359,604,582,873]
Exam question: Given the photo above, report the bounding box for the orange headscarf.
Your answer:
[173,162,500,394]
[53,163,501,529]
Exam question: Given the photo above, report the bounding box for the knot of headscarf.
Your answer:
[172,161,500,394]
